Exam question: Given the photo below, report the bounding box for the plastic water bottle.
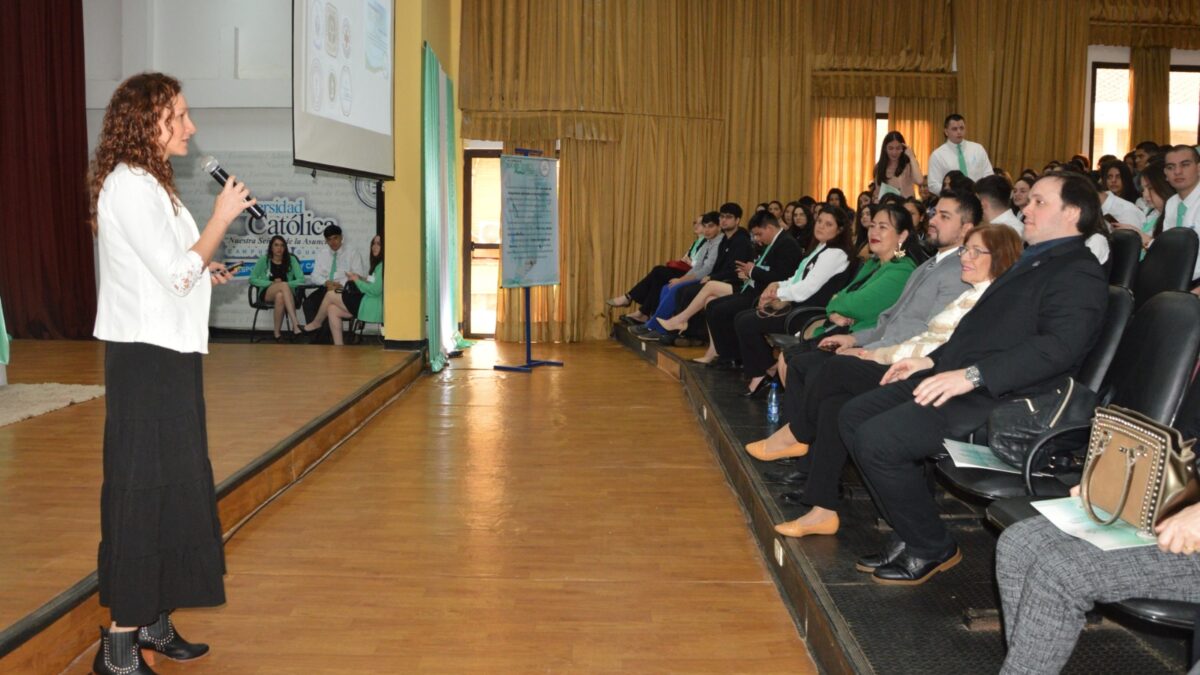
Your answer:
[766,382,780,424]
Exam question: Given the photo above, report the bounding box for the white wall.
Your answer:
[84,0,293,155]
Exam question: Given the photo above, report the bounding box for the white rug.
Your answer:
[0,383,106,428]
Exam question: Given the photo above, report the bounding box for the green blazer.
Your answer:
[250,254,305,289]
[814,256,917,337]
[354,262,384,324]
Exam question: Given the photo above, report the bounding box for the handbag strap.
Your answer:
[1081,441,1137,526]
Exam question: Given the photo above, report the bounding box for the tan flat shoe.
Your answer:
[745,440,809,461]
[774,513,839,538]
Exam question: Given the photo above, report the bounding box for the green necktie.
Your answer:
[329,253,338,282]
[956,143,968,175]
[1178,203,1188,229]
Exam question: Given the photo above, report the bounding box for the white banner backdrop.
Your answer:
[171,152,377,329]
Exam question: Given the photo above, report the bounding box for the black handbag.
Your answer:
[987,376,1098,468]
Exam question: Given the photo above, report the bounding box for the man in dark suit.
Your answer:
[704,211,803,367]
[840,171,1109,585]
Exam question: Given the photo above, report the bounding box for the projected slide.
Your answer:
[294,0,394,179]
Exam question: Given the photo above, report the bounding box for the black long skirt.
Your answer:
[98,342,226,626]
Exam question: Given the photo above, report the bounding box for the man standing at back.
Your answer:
[841,172,1108,586]
[927,114,994,195]
[1161,145,1200,289]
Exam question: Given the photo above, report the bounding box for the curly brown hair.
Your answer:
[89,72,183,232]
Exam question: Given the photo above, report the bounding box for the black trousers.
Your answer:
[303,286,327,323]
[839,375,955,559]
[628,265,686,314]
[788,356,889,510]
[707,291,758,359]
[734,308,790,378]
[781,350,834,430]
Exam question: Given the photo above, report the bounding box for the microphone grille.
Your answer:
[199,155,219,173]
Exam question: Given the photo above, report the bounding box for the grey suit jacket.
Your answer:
[855,251,971,349]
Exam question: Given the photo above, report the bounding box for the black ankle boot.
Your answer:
[137,611,209,662]
[93,627,156,675]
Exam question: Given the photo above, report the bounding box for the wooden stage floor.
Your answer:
[12,340,815,673]
[0,340,415,651]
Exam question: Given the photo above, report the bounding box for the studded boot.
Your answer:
[92,627,157,675]
[137,611,209,662]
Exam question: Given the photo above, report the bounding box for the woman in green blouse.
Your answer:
[305,234,383,344]
[808,202,919,340]
[250,235,305,340]
[351,235,384,325]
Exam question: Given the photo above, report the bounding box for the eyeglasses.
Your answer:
[957,245,991,259]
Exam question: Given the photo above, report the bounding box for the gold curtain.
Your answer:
[810,97,876,199]
[811,0,954,72]
[953,0,1089,172]
[1090,1,1200,48]
[721,0,814,206]
[890,97,955,178]
[1129,46,1172,146]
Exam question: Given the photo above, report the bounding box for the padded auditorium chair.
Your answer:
[1133,227,1199,311]
[987,368,1200,667]
[760,259,862,345]
[1107,228,1142,289]
[937,290,1198,502]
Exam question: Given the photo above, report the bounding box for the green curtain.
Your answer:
[422,43,470,371]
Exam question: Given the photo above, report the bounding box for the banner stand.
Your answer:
[494,149,563,374]
[494,286,563,373]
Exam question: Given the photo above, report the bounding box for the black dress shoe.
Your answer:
[855,539,907,573]
[739,374,777,396]
[871,545,962,585]
[628,324,653,335]
[138,612,209,662]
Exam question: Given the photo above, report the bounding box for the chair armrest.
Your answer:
[1023,421,1093,495]
[783,306,826,335]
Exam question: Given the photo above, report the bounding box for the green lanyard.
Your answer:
[686,236,704,259]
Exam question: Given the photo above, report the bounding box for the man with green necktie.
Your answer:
[1162,145,1200,290]
[926,114,995,196]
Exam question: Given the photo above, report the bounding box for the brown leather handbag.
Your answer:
[1080,405,1200,536]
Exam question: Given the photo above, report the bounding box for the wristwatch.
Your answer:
[965,365,984,389]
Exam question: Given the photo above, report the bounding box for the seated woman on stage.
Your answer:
[304,235,384,345]
[729,206,853,387]
[761,225,1022,539]
[249,235,305,340]
[607,212,721,322]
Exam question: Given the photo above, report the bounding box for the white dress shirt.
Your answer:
[776,244,850,302]
[1164,186,1200,279]
[927,140,994,195]
[310,245,365,285]
[990,209,1025,237]
[93,164,212,354]
[1102,193,1147,229]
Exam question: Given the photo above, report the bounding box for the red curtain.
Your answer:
[0,0,95,338]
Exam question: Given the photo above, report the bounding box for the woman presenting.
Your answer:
[90,72,256,674]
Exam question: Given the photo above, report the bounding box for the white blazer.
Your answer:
[93,163,212,354]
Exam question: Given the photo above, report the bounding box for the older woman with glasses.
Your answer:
[762,225,1023,539]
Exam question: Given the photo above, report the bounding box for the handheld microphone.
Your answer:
[200,155,266,220]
